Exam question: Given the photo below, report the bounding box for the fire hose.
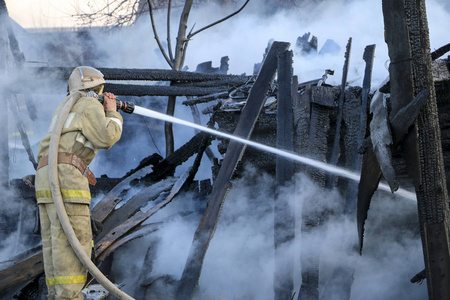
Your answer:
[48,91,135,300]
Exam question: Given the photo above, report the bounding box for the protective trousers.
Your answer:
[39,202,92,300]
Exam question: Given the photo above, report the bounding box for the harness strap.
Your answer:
[38,152,97,186]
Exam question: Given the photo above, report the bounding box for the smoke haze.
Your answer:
[1,0,449,298]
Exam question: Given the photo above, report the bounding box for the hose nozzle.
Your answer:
[97,95,135,114]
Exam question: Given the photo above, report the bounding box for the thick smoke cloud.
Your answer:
[108,167,426,299]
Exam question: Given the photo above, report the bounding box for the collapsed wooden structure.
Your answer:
[1,1,450,300]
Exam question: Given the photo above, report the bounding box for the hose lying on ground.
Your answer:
[48,91,135,300]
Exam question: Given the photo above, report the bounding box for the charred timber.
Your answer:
[176,41,291,300]
[139,131,214,184]
[26,67,250,82]
[106,83,234,97]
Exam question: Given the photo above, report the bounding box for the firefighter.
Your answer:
[35,66,123,300]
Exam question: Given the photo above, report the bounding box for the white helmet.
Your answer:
[68,66,106,93]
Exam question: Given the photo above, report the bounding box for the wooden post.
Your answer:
[274,50,295,300]
[175,41,290,300]
[383,0,450,299]
[327,38,352,187]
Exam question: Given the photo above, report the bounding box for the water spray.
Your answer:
[101,96,416,201]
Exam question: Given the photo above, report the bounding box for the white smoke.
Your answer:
[1,0,449,298]
[108,167,426,299]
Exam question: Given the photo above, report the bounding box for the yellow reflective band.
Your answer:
[36,189,91,200]
[46,275,87,286]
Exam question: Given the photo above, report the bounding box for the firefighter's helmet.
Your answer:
[68,66,106,93]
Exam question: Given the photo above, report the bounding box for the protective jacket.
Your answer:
[35,93,123,204]
[35,93,122,300]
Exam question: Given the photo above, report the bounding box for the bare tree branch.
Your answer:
[167,0,174,62]
[173,0,193,70]
[187,0,250,39]
[147,0,173,68]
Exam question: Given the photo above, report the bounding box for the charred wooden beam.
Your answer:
[175,41,291,300]
[182,92,229,106]
[120,153,163,180]
[274,51,298,299]
[274,50,295,300]
[25,67,249,82]
[382,1,450,299]
[172,78,249,88]
[106,83,233,97]
[345,45,375,212]
[327,37,352,187]
[91,166,157,224]
[431,43,450,61]
[0,251,43,294]
[141,131,213,183]
[96,178,178,241]
[95,169,193,262]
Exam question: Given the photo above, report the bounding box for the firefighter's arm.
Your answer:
[80,97,123,149]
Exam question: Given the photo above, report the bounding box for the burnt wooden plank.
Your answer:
[26,67,250,82]
[424,222,450,300]
[0,252,43,293]
[345,45,375,214]
[306,104,331,185]
[274,50,295,300]
[327,37,352,187]
[342,87,364,208]
[106,83,232,97]
[175,41,291,300]
[96,178,178,241]
[299,103,331,300]
[383,1,450,298]
[91,166,155,224]
[95,168,192,261]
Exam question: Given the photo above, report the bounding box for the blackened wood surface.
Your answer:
[95,170,191,261]
[293,86,311,157]
[299,103,331,300]
[27,67,250,82]
[96,178,177,241]
[404,1,450,298]
[0,252,43,293]
[346,45,375,216]
[310,86,338,107]
[91,166,156,223]
[274,50,295,300]
[175,41,290,300]
[328,38,352,177]
[306,103,331,185]
[342,87,363,212]
[384,1,450,298]
[424,222,450,300]
[107,83,233,97]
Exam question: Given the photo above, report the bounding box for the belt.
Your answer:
[37,152,97,186]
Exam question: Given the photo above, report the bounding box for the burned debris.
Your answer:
[1,1,450,299]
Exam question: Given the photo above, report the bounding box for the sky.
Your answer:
[1,0,450,299]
